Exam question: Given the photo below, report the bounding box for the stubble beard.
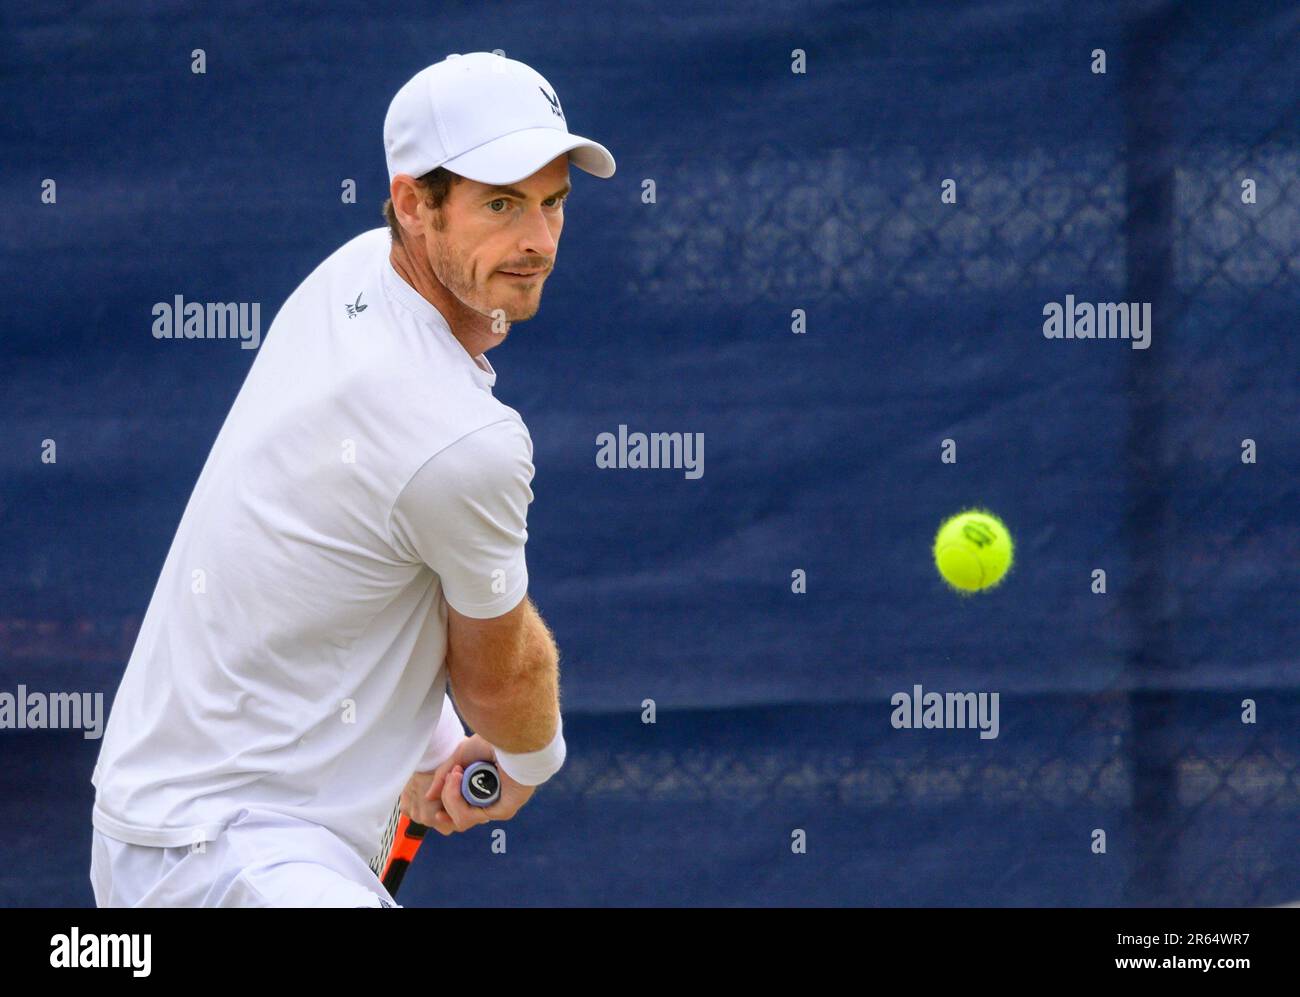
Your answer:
[429,235,540,327]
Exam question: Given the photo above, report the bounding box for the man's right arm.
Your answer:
[389,418,565,784]
[445,594,560,756]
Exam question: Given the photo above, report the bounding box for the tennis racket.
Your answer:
[369,760,501,898]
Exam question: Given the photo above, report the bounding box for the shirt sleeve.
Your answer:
[416,691,467,772]
[389,418,534,619]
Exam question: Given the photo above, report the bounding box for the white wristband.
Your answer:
[494,716,566,786]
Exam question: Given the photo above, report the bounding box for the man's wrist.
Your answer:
[494,715,566,786]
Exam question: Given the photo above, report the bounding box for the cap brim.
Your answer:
[441,127,616,185]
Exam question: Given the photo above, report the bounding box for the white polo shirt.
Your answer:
[91,227,535,862]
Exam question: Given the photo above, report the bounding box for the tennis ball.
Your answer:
[933,509,1014,593]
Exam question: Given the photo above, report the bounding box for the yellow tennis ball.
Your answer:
[933,510,1014,593]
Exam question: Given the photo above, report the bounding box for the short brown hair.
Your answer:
[383,167,464,241]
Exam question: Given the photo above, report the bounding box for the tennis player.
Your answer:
[89,52,616,907]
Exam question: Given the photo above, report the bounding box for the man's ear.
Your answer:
[389,175,425,239]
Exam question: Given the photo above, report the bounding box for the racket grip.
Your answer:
[460,760,501,807]
[403,760,499,838]
[379,762,501,895]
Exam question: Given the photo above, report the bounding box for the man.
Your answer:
[89,52,616,907]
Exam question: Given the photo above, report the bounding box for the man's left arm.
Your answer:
[398,691,466,828]
[418,690,466,773]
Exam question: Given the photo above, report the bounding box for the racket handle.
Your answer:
[380,814,427,896]
[461,760,501,807]
[380,762,500,896]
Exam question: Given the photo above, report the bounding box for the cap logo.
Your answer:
[538,86,565,121]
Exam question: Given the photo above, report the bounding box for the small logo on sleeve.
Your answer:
[346,292,368,319]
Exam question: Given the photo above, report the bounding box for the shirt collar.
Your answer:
[381,254,498,389]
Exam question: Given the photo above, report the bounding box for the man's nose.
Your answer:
[517,205,558,258]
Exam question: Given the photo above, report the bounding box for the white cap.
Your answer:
[383,52,616,186]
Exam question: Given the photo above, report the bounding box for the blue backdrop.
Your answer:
[1,0,1296,906]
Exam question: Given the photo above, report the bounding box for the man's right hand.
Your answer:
[427,733,537,835]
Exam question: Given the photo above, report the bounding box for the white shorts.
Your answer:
[90,808,401,908]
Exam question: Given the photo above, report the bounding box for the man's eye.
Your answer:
[488,199,508,212]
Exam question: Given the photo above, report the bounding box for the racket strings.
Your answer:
[370,802,401,877]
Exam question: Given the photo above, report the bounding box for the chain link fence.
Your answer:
[0,0,1294,907]
[547,1,1300,906]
